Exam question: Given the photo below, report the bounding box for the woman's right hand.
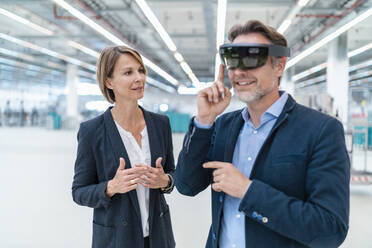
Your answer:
[196,64,232,125]
[106,158,147,197]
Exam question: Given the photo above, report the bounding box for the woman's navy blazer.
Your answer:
[72,107,175,248]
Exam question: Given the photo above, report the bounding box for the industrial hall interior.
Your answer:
[0,0,371,247]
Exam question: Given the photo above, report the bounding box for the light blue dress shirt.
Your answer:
[195,92,288,248]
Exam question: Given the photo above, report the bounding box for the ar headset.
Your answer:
[219,43,290,70]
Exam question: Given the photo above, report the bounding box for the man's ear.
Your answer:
[275,57,287,77]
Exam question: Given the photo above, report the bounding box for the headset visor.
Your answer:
[219,43,290,70]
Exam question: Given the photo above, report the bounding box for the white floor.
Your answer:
[0,127,371,248]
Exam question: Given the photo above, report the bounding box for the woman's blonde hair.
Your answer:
[96,46,146,103]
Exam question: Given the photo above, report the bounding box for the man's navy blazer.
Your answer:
[176,95,350,248]
[72,107,175,248]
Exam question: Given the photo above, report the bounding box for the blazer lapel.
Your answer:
[250,95,296,178]
[103,107,142,220]
[224,110,245,162]
[141,107,162,234]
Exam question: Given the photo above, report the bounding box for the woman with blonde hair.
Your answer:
[72,46,175,248]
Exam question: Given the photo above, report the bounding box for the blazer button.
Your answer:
[122,220,128,226]
[262,217,268,223]
[219,195,223,203]
[212,232,216,240]
[160,212,164,217]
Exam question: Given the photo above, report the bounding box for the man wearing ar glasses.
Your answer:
[176,20,349,248]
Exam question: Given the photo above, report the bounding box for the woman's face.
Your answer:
[106,53,146,102]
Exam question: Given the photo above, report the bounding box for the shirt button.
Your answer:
[248,157,252,161]
[236,214,241,219]
[252,211,258,218]
[253,130,258,134]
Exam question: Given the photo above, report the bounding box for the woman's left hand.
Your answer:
[135,157,169,189]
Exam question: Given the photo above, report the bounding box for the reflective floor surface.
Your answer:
[0,128,371,247]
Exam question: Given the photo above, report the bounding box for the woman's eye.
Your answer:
[139,69,145,74]
[124,71,131,75]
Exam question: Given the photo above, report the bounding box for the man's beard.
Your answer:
[235,79,277,104]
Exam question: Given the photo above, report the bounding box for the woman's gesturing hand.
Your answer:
[136,157,169,189]
[106,158,147,197]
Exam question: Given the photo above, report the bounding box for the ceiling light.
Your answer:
[277,0,310,34]
[177,86,199,95]
[135,0,177,52]
[174,52,184,62]
[347,42,372,57]
[278,19,292,34]
[68,41,100,58]
[287,6,372,69]
[298,0,310,7]
[159,103,169,112]
[52,0,179,86]
[0,8,53,36]
[215,0,227,80]
[293,42,372,81]
[134,0,200,86]
[0,32,96,71]
[146,76,176,93]
[216,0,227,49]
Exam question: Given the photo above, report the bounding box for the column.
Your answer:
[326,33,349,124]
[66,64,79,128]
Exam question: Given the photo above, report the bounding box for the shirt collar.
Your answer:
[242,91,288,122]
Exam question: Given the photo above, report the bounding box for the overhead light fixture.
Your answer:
[293,42,372,81]
[52,0,179,86]
[347,42,372,57]
[215,0,227,81]
[134,0,200,86]
[180,61,192,75]
[0,32,96,71]
[0,47,64,70]
[0,47,35,62]
[177,86,200,95]
[277,0,310,34]
[68,41,100,58]
[174,52,184,62]
[298,0,310,7]
[146,76,176,93]
[286,6,372,69]
[0,8,53,36]
[277,19,292,34]
[135,0,176,52]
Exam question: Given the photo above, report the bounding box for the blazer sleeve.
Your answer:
[161,117,176,193]
[238,117,350,247]
[175,117,214,196]
[72,123,112,210]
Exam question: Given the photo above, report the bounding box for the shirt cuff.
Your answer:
[193,117,213,129]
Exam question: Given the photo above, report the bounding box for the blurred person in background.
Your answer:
[176,20,349,248]
[72,45,175,248]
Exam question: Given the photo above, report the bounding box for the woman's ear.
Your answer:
[105,78,114,90]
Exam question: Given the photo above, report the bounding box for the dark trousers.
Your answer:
[144,236,149,248]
